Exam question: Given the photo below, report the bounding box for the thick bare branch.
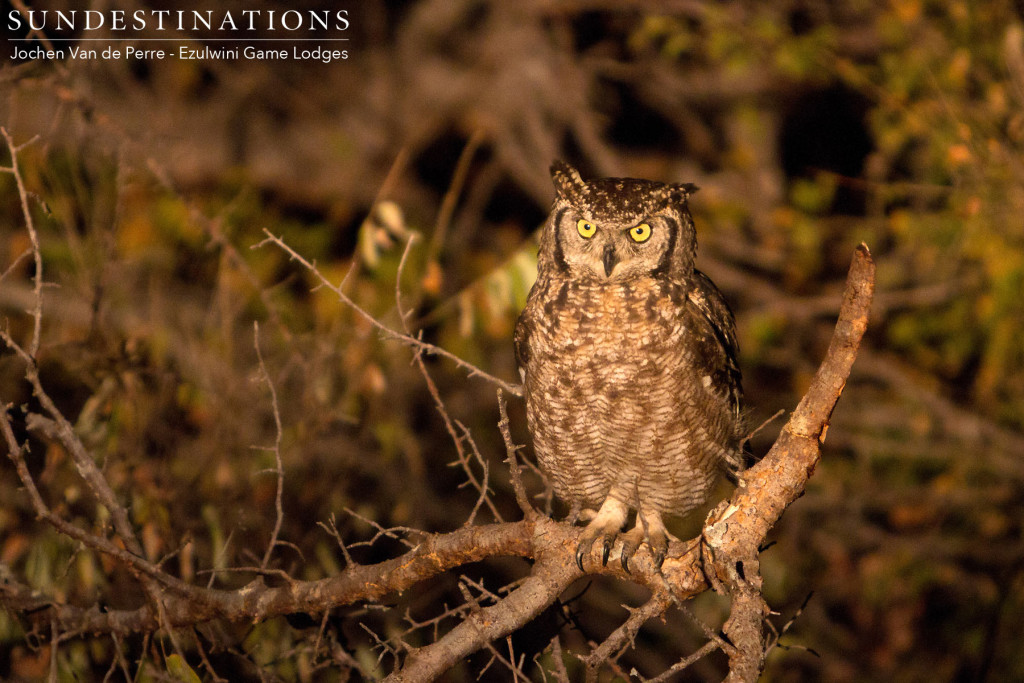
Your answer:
[385,553,577,682]
[5,520,532,636]
[704,244,875,681]
[4,514,713,644]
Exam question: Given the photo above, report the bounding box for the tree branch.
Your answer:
[386,553,577,681]
[703,244,875,681]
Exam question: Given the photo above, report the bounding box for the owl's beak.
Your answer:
[602,245,618,278]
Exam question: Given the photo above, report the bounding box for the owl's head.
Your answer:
[539,161,699,283]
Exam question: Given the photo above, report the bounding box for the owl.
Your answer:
[514,161,743,571]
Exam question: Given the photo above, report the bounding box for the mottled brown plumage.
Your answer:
[514,161,743,570]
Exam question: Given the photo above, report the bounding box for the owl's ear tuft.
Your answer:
[659,183,699,205]
[550,160,588,202]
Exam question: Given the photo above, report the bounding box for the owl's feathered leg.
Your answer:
[575,497,629,571]
[618,509,669,572]
[567,501,584,525]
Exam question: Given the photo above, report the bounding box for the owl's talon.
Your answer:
[575,498,629,573]
[575,536,596,571]
[619,535,641,573]
[653,549,666,571]
[649,528,669,572]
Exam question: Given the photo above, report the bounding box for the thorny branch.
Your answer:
[0,128,44,360]
[498,390,537,519]
[255,229,523,396]
[253,321,287,571]
[395,233,504,525]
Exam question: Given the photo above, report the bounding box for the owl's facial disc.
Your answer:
[576,219,660,280]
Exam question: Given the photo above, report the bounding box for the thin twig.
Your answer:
[394,231,420,329]
[48,618,58,683]
[313,610,332,667]
[0,372,203,617]
[254,321,286,570]
[109,634,132,682]
[344,507,423,550]
[656,571,735,656]
[255,230,523,396]
[361,622,403,668]
[393,234,504,524]
[318,513,358,568]
[743,408,785,445]
[7,0,68,76]
[584,592,672,680]
[401,601,473,643]
[549,636,571,683]
[0,331,145,560]
[0,248,33,286]
[498,390,536,518]
[639,640,720,683]
[456,420,503,524]
[191,629,227,683]
[1,128,44,358]
[765,591,815,654]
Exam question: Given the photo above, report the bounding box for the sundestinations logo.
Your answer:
[7,8,352,64]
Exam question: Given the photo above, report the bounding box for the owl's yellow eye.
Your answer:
[629,223,652,243]
[576,219,597,239]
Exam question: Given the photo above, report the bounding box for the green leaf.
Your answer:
[165,654,202,683]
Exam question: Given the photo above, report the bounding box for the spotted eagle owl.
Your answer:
[514,161,743,571]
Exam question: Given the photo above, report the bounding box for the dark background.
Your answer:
[2,1,1024,680]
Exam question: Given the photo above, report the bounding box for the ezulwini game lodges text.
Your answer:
[186,45,349,62]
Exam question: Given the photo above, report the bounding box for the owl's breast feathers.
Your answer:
[514,269,744,497]
[515,271,741,413]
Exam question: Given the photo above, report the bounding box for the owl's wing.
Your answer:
[513,308,533,370]
[686,269,742,420]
